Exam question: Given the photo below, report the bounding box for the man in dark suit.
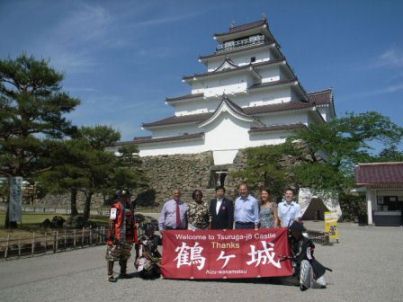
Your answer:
[209,186,234,229]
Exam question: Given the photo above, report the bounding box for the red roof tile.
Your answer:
[183,59,284,81]
[143,100,315,128]
[132,132,204,144]
[199,43,273,60]
[166,93,204,103]
[355,162,403,186]
[308,89,332,105]
[249,123,307,133]
[143,113,212,128]
[214,19,267,37]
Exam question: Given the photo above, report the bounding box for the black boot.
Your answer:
[119,259,129,278]
[108,261,117,282]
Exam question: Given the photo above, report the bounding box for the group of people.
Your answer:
[158,184,302,232]
[105,185,329,290]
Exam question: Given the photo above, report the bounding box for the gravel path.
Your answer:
[1,222,402,302]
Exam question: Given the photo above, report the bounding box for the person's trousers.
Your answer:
[234,222,255,229]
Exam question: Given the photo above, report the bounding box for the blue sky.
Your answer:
[1,0,402,144]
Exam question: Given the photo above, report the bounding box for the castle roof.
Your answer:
[132,132,204,145]
[215,19,268,36]
[143,97,321,129]
[307,89,333,105]
[182,58,285,82]
[249,123,307,133]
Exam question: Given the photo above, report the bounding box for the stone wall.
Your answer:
[141,151,215,206]
[30,191,105,209]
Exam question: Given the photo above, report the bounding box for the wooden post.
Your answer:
[45,232,47,252]
[18,239,21,257]
[56,231,59,252]
[89,227,92,245]
[31,232,35,256]
[73,230,76,248]
[64,230,67,248]
[4,233,10,258]
[53,232,56,253]
[96,227,99,244]
[81,227,85,247]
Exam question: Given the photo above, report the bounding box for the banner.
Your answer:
[9,177,23,223]
[324,211,339,241]
[161,228,293,279]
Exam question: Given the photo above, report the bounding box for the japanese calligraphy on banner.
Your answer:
[161,228,293,279]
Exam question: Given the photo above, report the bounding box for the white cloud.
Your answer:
[342,81,403,99]
[371,48,403,69]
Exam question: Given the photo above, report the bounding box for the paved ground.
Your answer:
[1,221,402,302]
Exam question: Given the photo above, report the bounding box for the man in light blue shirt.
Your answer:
[278,188,302,227]
[234,183,259,229]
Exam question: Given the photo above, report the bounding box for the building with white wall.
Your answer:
[119,19,336,166]
[355,162,403,226]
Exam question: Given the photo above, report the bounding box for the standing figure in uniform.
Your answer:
[105,189,137,282]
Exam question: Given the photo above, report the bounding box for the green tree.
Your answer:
[232,142,301,199]
[38,139,92,216]
[0,54,80,227]
[290,112,403,192]
[39,127,147,220]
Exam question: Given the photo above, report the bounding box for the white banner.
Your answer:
[9,177,23,223]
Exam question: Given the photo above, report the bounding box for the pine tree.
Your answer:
[0,54,80,227]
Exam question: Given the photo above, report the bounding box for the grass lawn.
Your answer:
[0,212,109,240]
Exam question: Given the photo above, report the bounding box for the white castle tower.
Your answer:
[127,19,335,165]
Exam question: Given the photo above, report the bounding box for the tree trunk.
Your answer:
[83,192,93,221]
[70,188,78,216]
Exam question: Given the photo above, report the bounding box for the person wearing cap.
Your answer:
[105,189,137,282]
[278,188,302,227]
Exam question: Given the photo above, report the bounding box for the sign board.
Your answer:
[9,177,23,223]
[324,211,339,241]
[161,228,293,279]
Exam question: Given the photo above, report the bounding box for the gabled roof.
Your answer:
[215,19,268,36]
[199,96,256,128]
[213,19,276,44]
[143,100,317,129]
[199,43,276,61]
[355,162,403,186]
[183,58,285,81]
[244,101,315,115]
[308,89,332,105]
[132,132,204,145]
[166,93,204,104]
[213,57,239,72]
[142,112,212,128]
[250,78,308,101]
